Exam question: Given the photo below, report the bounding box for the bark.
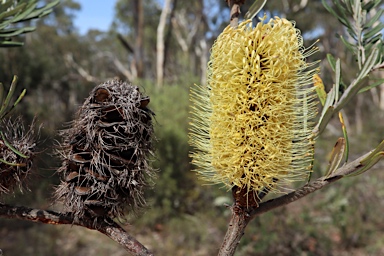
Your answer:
[218,206,252,256]
[0,204,153,256]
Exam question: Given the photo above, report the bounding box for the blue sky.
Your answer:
[73,0,117,34]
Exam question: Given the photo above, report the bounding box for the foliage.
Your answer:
[315,0,384,136]
[0,0,59,47]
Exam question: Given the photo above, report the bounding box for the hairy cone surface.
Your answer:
[55,80,154,219]
[0,117,36,195]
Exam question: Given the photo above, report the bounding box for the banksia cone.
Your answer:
[0,117,36,195]
[54,80,154,219]
[190,18,318,206]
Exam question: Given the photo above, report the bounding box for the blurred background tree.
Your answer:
[0,0,383,255]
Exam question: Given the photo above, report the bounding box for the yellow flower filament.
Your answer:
[190,18,318,195]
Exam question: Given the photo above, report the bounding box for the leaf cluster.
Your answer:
[0,0,59,47]
[313,0,384,178]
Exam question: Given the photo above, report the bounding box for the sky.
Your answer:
[73,0,117,34]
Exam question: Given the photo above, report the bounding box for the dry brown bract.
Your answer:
[54,80,154,220]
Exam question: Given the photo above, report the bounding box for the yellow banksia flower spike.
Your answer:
[189,17,319,205]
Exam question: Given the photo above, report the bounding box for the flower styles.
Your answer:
[190,17,318,204]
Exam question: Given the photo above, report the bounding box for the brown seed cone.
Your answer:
[0,117,36,195]
[54,80,154,220]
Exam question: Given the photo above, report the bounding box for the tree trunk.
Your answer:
[156,0,173,88]
[134,0,144,78]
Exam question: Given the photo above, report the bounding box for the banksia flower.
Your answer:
[0,117,36,195]
[190,18,318,206]
[54,80,154,220]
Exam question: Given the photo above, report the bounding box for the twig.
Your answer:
[227,0,245,28]
[0,203,154,256]
[219,150,372,256]
[250,151,369,217]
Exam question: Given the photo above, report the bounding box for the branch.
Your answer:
[252,150,371,217]
[0,203,153,256]
[117,33,135,54]
[219,149,374,256]
[227,0,245,28]
[93,51,136,81]
[64,53,99,83]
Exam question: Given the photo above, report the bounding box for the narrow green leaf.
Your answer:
[41,0,61,10]
[369,0,383,10]
[335,59,341,103]
[317,106,335,135]
[347,140,384,177]
[333,0,353,30]
[0,83,3,105]
[364,23,384,39]
[316,86,336,131]
[344,0,353,14]
[13,89,26,107]
[353,0,361,20]
[362,0,377,11]
[349,152,384,177]
[339,35,357,53]
[357,48,379,81]
[0,3,26,20]
[12,3,38,23]
[21,0,60,21]
[0,41,24,47]
[2,89,27,119]
[358,78,384,93]
[0,158,26,167]
[322,0,342,21]
[0,76,17,118]
[0,1,14,13]
[339,112,349,163]
[363,33,382,45]
[0,131,28,158]
[0,18,15,30]
[0,27,36,37]
[335,77,367,112]
[363,9,384,30]
[361,140,384,165]
[327,54,337,71]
